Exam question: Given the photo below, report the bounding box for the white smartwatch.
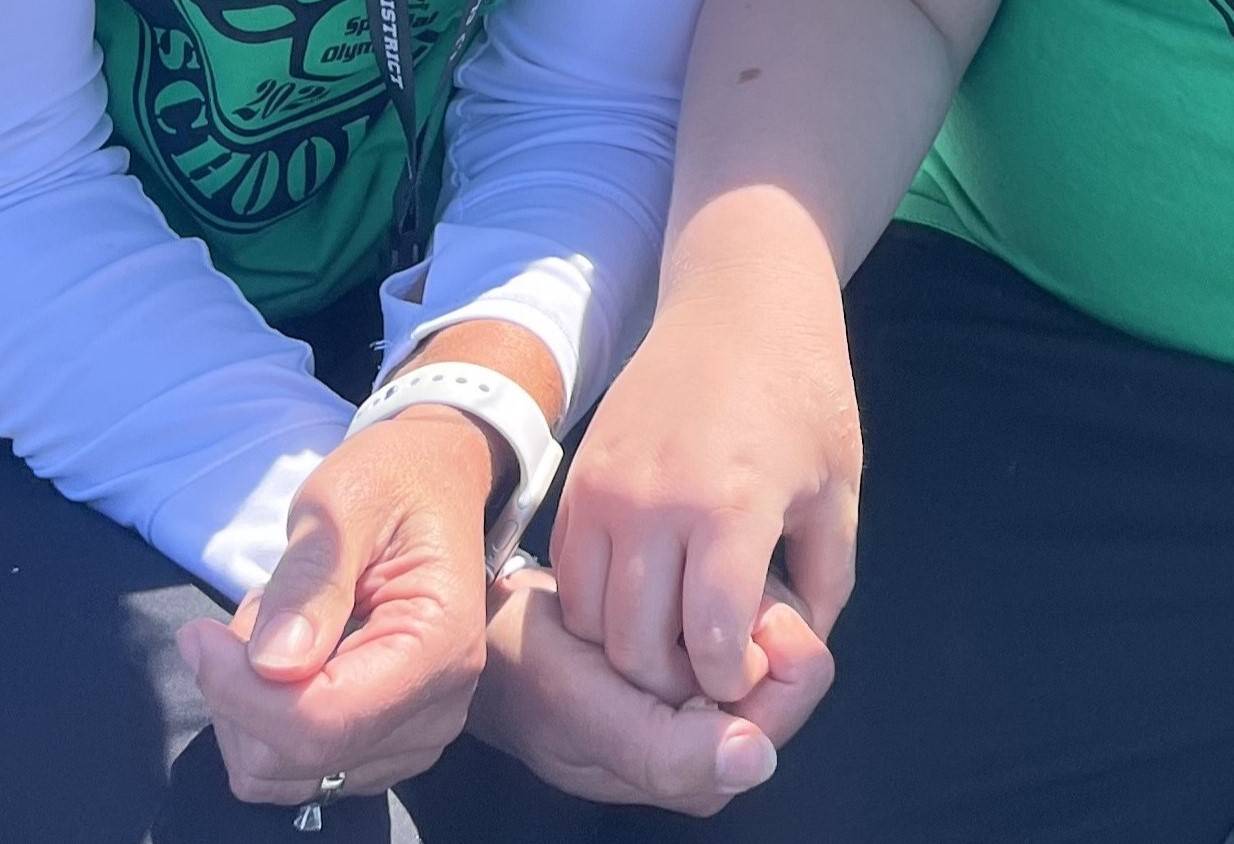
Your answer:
[346,362,563,583]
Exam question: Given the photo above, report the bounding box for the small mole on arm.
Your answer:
[738,67,762,84]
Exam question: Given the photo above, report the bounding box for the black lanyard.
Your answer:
[364,0,485,274]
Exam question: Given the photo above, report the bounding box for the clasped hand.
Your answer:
[177,310,858,812]
[554,304,861,707]
[177,406,491,805]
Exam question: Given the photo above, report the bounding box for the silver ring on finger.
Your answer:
[292,771,347,833]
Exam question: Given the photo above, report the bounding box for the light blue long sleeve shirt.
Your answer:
[0,0,700,599]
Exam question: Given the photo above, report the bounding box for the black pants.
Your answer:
[6,224,1234,842]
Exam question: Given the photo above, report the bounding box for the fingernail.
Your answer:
[716,732,777,794]
[680,695,719,712]
[175,626,201,678]
[236,587,264,616]
[249,612,314,669]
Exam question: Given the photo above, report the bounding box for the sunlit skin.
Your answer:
[470,568,832,816]
[177,316,814,810]
[178,0,1004,812]
[178,318,564,804]
[554,0,1001,709]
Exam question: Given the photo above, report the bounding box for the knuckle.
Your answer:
[684,794,732,818]
[643,758,687,803]
[605,639,668,690]
[640,712,690,801]
[646,769,688,802]
[293,471,363,521]
[548,519,568,564]
[695,483,764,521]
[570,460,767,536]
[227,772,264,804]
[563,463,613,503]
[567,462,657,517]
[711,500,779,531]
[558,598,603,642]
[430,704,470,748]
[804,560,857,637]
[194,670,223,710]
[836,414,865,476]
[431,632,487,704]
[814,646,838,693]
[283,716,346,771]
[378,600,451,657]
[409,747,445,778]
[286,739,330,772]
[274,546,346,601]
[832,501,861,556]
[461,636,488,682]
[315,717,354,767]
[447,707,470,743]
[796,638,836,691]
[603,637,644,677]
[192,661,233,713]
[834,560,857,604]
[274,515,349,594]
[239,739,281,779]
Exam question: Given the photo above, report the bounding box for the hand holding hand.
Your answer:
[176,406,494,804]
[553,293,861,704]
[470,568,833,816]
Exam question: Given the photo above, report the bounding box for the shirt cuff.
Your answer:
[147,420,348,602]
[376,224,618,433]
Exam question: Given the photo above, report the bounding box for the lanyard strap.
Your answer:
[365,0,485,274]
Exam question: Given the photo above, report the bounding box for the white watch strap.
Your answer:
[495,549,543,581]
[346,362,563,582]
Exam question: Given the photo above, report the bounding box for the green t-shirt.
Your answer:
[897,0,1234,364]
[95,0,493,320]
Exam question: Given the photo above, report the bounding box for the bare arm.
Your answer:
[662,0,1001,311]
[552,0,1002,709]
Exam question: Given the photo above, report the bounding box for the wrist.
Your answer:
[661,185,842,306]
[285,408,495,558]
[376,405,502,512]
[380,319,564,507]
[648,267,850,388]
[361,321,565,560]
[389,319,565,426]
[655,268,841,344]
[391,403,514,500]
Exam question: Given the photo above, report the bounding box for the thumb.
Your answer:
[228,587,264,641]
[247,505,363,682]
[628,702,778,802]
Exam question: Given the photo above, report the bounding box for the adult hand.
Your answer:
[552,291,861,704]
[176,405,494,804]
[469,568,833,817]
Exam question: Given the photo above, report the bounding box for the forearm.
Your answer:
[661,0,1000,318]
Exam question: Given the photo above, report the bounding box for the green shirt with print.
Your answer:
[95,0,494,320]
[898,0,1234,365]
